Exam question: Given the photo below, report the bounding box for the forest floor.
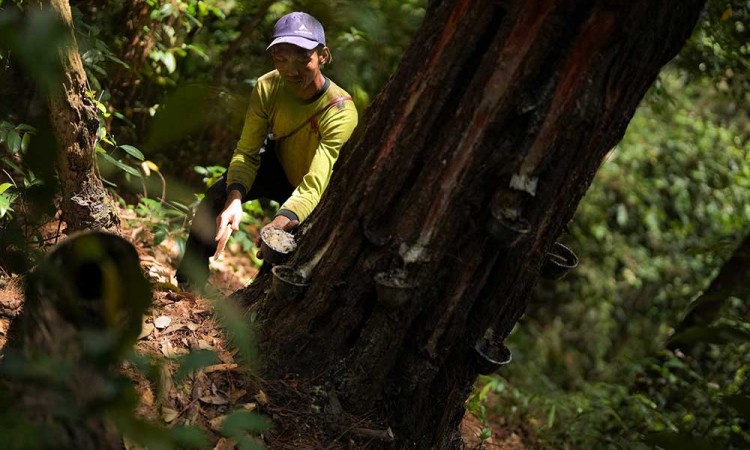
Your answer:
[0,207,532,450]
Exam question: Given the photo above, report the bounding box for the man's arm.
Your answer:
[226,84,268,196]
[277,105,359,223]
[217,83,269,241]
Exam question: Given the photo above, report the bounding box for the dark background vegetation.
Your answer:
[1,0,748,448]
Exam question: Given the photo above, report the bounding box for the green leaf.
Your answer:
[185,44,209,61]
[14,124,36,133]
[153,226,168,245]
[119,144,145,161]
[1,157,24,175]
[21,133,30,153]
[173,349,220,383]
[219,410,271,438]
[238,437,266,450]
[169,425,209,449]
[0,183,12,195]
[547,404,556,428]
[105,54,130,69]
[100,153,142,177]
[162,52,176,73]
[6,130,21,154]
[0,194,13,218]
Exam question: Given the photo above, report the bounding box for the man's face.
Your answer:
[271,43,323,97]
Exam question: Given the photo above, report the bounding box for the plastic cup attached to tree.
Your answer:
[260,227,298,265]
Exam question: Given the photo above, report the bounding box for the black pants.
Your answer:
[176,146,294,288]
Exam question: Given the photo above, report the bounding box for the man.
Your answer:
[176,12,359,290]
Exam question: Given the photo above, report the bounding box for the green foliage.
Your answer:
[0,120,42,226]
[219,410,269,450]
[521,73,750,390]
[130,196,190,245]
[120,344,268,450]
[674,0,750,108]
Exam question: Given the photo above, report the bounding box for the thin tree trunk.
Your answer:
[671,233,750,338]
[237,1,706,448]
[40,0,120,232]
[211,0,275,84]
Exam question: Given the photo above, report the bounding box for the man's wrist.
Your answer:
[275,208,299,222]
[226,189,243,202]
[226,183,247,198]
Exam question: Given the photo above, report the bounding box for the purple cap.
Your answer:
[267,12,326,51]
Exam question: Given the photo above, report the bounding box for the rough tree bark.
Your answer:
[36,0,120,232]
[239,1,706,448]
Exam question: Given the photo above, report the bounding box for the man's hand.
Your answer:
[216,190,244,242]
[255,215,300,259]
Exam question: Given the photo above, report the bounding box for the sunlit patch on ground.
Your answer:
[0,274,23,349]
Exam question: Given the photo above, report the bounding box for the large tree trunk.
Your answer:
[39,0,120,232]
[239,1,706,448]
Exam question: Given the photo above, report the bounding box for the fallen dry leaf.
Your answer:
[162,407,179,423]
[200,395,229,405]
[255,390,268,406]
[204,363,239,374]
[209,414,227,431]
[139,322,154,340]
[154,315,172,329]
[161,339,176,358]
[138,384,155,408]
[212,438,236,450]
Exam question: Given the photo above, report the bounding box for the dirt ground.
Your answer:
[0,208,532,450]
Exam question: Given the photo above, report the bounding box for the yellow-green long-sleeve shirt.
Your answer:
[226,70,358,222]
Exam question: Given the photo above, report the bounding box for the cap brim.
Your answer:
[266,36,320,51]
